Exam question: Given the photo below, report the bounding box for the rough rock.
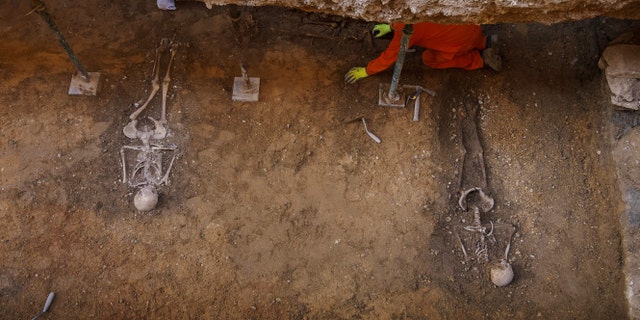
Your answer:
[180,0,640,24]
[599,30,640,110]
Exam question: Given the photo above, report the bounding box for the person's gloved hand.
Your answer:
[345,67,368,84]
[372,24,392,38]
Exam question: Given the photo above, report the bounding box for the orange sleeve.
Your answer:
[366,23,405,75]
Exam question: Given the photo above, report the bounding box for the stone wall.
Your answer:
[182,0,640,24]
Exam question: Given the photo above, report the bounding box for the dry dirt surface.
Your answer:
[1,1,638,319]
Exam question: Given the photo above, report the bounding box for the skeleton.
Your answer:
[120,39,181,211]
[453,95,516,283]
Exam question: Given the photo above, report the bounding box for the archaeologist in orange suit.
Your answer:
[345,22,502,84]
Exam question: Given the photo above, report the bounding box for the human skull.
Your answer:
[134,185,158,211]
[490,259,514,287]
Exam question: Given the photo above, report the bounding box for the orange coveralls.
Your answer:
[366,22,487,75]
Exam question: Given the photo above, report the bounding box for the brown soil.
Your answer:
[0,1,636,318]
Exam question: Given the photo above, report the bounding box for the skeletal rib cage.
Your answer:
[120,38,181,194]
[121,141,176,187]
[455,202,515,264]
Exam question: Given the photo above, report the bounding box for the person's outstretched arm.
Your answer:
[365,22,404,75]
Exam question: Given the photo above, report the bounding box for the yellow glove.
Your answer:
[344,67,368,84]
[372,24,392,38]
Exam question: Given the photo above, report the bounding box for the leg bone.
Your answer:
[120,148,127,184]
[128,40,170,121]
[475,150,488,190]
[160,43,178,124]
